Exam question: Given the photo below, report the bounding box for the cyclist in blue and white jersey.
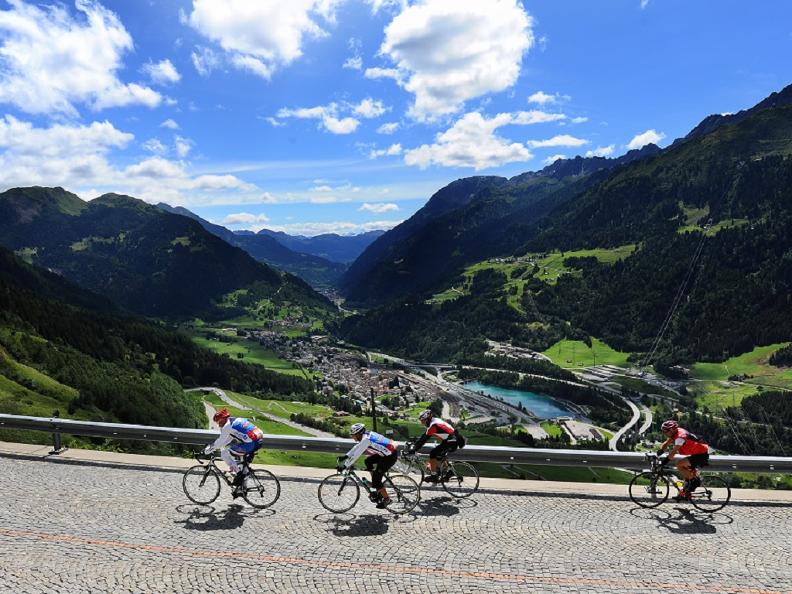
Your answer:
[338,423,397,508]
[204,408,265,496]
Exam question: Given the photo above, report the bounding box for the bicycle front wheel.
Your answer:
[183,465,221,505]
[383,473,421,515]
[629,471,670,508]
[318,473,361,513]
[690,475,731,513]
[442,461,479,498]
[242,468,281,509]
[399,455,426,483]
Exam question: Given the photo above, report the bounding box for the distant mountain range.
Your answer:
[340,82,792,366]
[257,229,385,264]
[0,188,331,318]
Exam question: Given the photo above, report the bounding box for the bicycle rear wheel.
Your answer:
[399,455,426,483]
[183,465,221,505]
[628,471,670,508]
[690,475,731,513]
[242,468,281,509]
[318,473,361,513]
[441,461,479,498]
[383,473,420,515]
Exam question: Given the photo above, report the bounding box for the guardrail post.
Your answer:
[49,428,67,455]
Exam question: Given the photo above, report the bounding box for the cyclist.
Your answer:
[657,419,710,499]
[204,408,265,497]
[338,423,397,508]
[408,409,466,483]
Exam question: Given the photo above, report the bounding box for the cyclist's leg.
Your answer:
[428,441,452,476]
[441,442,459,477]
[374,454,397,502]
[221,445,243,473]
[676,457,694,481]
[688,454,709,489]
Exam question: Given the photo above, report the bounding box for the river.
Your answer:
[463,381,577,420]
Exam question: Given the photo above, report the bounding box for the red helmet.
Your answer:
[661,419,679,433]
[213,408,230,423]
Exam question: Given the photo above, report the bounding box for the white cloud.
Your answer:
[264,117,285,127]
[377,122,400,135]
[543,154,566,165]
[379,0,533,121]
[142,59,181,85]
[585,144,615,158]
[219,212,270,228]
[191,46,221,76]
[0,0,162,115]
[143,138,168,155]
[310,185,334,192]
[265,219,402,236]
[628,129,665,150]
[309,195,341,204]
[571,116,588,124]
[640,0,650,8]
[175,136,193,158]
[343,56,362,70]
[511,110,567,125]
[359,202,399,213]
[364,0,407,13]
[527,134,589,149]
[369,143,403,159]
[528,91,569,105]
[364,67,402,82]
[160,119,180,130]
[277,103,360,134]
[353,98,388,118]
[405,112,531,170]
[186,0,341,80]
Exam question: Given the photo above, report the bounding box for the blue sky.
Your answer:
[0,0,790,235]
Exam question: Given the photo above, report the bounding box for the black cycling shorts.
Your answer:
[430,439,459,460]
[364,452,398,489]
[686,453,710,469]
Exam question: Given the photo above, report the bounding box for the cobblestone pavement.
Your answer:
[1,455,790,594]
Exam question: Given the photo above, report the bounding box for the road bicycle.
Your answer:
[628,453,731,513]
[182,451,281,509]
[399,440,480,499]
[317,462,420,515]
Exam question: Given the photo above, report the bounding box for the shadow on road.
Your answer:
[629,506,733,534]
[174,503,274,531]
[313,513,390,537]
[417,496,470,517]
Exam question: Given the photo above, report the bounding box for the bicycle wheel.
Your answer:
[628,472,670,508]
[690,475,731,513]
[383,473,421,515]
[399,455,426,483]
[318,473,361,513]
[441,461,479,498]
[242,468,281,509]
[183,464,221,505]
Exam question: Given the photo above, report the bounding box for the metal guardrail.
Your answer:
[2,413,791,474]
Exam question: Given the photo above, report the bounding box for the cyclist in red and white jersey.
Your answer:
[338,423,397,508]
[204,408,265,497]
[657,419,710,499]
[409,409,466,483]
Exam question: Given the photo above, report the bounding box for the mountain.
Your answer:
[0,246,312,432]
[156,203,346,289]
[258,229,385,264]
[0,188,332,319]
[340,83,792,366]
[342,149,659,306]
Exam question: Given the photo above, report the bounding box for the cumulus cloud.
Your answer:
[175,136,193,158]
[142,59,181,85]
[219,212,270,227]
[160,119,180,130]
[543,154,566,165]
[571,116,588,124]
[353,98,389,118]
[0,0,162,115]
[628,129,665,150]
[379,0,534,120]
[364,67,402,82]
[186,0,341,79]
[191,46,221,76]
[143,138,168,155]
[405,112,531,170]
[265,219,402,236]
[377,122,400,134]
[277,103,360,134]
[368,143,402,159]
[585,144,615,158]
[511,110,567,125]
[526,134,589,149]
[359,202,399,213]
[343,56,362,70]
[528,91,570,105]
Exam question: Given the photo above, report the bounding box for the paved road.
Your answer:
[610,398,641,452]
[1,455,790,593]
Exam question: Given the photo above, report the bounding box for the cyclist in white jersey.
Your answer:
[338,423,397,508]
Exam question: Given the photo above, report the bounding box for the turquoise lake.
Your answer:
[463,381,576,420]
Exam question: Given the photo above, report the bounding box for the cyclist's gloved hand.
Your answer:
[203,445,213,455]
[655,449,665,456]
[658,455,670,465]
[336,455,347,472]
[403,445,414,455]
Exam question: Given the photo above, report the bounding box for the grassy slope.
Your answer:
[542,338,630,368]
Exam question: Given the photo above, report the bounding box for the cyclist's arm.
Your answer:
[657,437,672,453]
[205,423,233,453]
[412,432,430,450]
[343,436,371,468]
[666,438,685,460]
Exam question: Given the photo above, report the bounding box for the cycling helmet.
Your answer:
[661,419,679,433]
[213,408,230,423]
[350,423,366,435]
[418,409,434,423]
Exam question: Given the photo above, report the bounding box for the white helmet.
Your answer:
[350,423,366,435]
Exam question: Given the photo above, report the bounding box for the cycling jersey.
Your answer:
[206,417,264,452]
[674,428,709,456]
[343,431,397,468]
[414,417,458,450]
